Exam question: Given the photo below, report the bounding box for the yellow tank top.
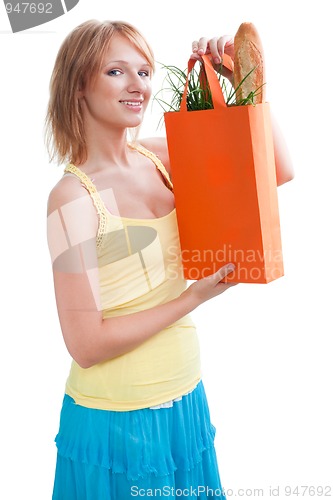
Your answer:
[63,144,201,411]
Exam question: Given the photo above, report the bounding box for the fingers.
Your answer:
[186,263,237,306]
[211,35,235,64]
[208,38,221,64]
[208,263,236,283]
[192,37,208,56]
[217,35,234,60]
[191,35,235,64]
[191,40,199,53]
[191,37,208,61]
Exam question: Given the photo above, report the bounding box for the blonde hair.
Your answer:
[45,19,155,165]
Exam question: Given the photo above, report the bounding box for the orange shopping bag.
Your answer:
[164,54,284,283]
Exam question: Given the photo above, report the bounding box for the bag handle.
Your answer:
[180,53,233,112]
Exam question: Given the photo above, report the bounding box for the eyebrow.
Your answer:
[103,60,151,68]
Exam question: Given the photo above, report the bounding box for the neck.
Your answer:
[78,119,135,173]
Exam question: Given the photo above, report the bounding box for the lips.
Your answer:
[120,100,143,107]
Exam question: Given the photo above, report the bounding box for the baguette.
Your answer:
[233,22,266,104]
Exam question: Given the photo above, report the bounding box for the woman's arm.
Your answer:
[142,113,294,188]
[191,36,294,186]
[47,176,235,369]
[270,110,294,185]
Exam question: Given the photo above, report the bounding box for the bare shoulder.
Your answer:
[47,173,91,216]
[47,173,99,266]
[138,137,171,175]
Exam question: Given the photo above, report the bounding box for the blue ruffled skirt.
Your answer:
[52,381,227,499]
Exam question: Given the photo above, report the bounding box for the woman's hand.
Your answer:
[191,35,234,82]
[181,263,237,309]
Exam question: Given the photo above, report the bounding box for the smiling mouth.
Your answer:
[120,101,143,107]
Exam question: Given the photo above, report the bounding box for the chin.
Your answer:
[126,117,144,128]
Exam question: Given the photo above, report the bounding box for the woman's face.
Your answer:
[81,34,152,130]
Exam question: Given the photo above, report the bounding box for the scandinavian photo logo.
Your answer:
[3,0,80,33]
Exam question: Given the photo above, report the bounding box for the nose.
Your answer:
[127,72,148,94]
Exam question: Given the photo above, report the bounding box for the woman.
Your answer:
[46,19,293,500]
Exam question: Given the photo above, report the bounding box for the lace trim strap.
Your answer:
[64,163,108,249]
[129,143,174,192]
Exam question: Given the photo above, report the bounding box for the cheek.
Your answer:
[145,81,152,99]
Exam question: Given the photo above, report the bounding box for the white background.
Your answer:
[1,0,332,498]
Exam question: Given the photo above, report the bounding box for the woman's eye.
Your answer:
[107,69,122,76]
[138,71,150,77]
